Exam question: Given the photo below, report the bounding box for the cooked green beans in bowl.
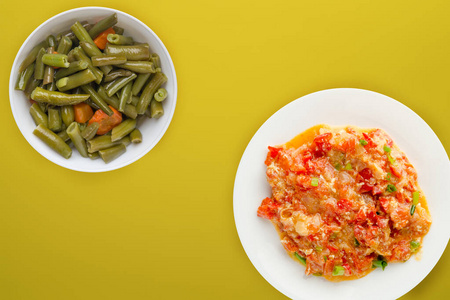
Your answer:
[9,7,177,172]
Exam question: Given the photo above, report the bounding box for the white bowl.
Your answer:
[9,7,177,172]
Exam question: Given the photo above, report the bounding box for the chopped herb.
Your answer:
[410,204,416,216]
[334,163,342,171]
[345,163,352,170]
[387,153,396,165]
[410,240,420,250]
[330,232,337,239]
[332,266,345,276]
[311,177,319,187]
[359,139,368,146]
[354,237,360,247]
[372,259,388,270]
[386,184,397,193]
[323,256,328,262]
[412,191,420,205]
[294,252,306,266]
[386,172,391,181]
[315,246,323,252]
[312,272,323,276]
[383,145,391,153]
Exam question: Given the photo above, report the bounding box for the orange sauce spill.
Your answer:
[284,124,329,149]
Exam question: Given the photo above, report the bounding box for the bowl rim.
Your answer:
[9,6,178,172]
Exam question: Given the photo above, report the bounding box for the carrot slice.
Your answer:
[73,102,94,123]
[88,105,122,135]
[93,27,115,50]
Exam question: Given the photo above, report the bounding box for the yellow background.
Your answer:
[1,0,449,299]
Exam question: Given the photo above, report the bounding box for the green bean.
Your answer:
[81,122,99,140]
[66,122,88,157]
[136,72,167,114]
[31,87,89,105]
[151,53,160,68]
[107,34,133,45]
[67,48,76,62]
[112,26,124,35]
[56,69,97,92]
[57,129,70,142]
[42,53,70,68]
[78,41,112,75]
[30,103,48,127]
[118,61,155,73]
[56,21,91,45]
[87,134,129,153]
[105,73,137,97]
[72,46,103,84]
[104,69,133,82]
[129,128,142,143]
[34,48,46,80]
[97,85,118,102]
[88,152,100,160]
[18,40,48,73]
[119,82,132,112]
[88,13,118,38]
[79,122,87,132]
[149,99,164,118]
[61,105,75,127]
[104,44,150,61]
[111,119,136,142]
[38,102,48,113]
[99,144,126,163]
[33,124,72,159]
[24,78,42,98]
[155,67,162,73]
[98,86,138,119]
[80,84,113,116]
[15,62,35,91]
[46,35,57,48]
[154,88,168,102]
[56,36,73,55]
[91,54,127,66]
[54,60,89,80]
[43,47,55,85]
[47,107,62,132]
[46,81,57,91]
[130,95,139,106]
[71,21,96,45]
[131,73,150,96]
[85,98,100,110]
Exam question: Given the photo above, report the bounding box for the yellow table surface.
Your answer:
[1,1,449,299]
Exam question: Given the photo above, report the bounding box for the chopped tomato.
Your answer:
[265,146,281,165]
[257,197,279,219]
[313,133,332,155]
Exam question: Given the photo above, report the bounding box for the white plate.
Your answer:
[233,88,450,300]
[9,7,177,172]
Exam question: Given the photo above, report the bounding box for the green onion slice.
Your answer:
[412,191,420,205]
[311,177,319,187]
[410,240,420,251]
[386,172,391,181]
[359,139,368,146]
[386,184,397,193]
[372,259,388,270]
[294,252,306,266]
[332,266,345,276]
[383,145,391,153]
[345,163,352,170]
[410,204,416,216]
